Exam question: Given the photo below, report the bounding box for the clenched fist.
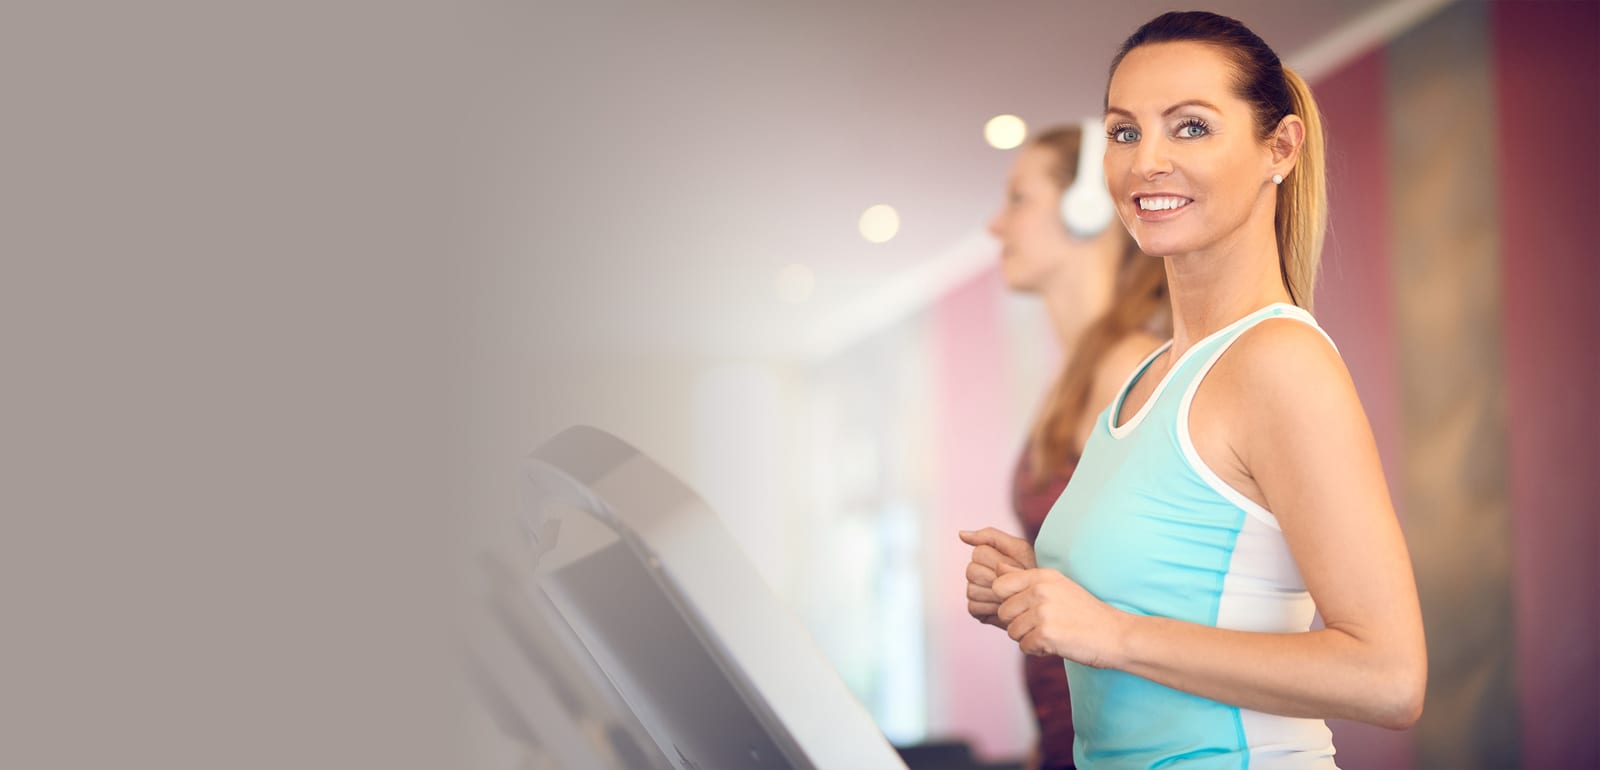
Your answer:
[958,528,1036,630]
[993,562,1126,668]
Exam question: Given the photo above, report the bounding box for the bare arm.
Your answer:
[996,321,1426,729]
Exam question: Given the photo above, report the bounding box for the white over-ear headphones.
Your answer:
[1060,116,1116,239]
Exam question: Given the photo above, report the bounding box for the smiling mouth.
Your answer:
[1137,195,1192,212]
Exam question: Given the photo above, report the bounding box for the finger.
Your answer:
[1007,610,1037,643]
[1018,628,1051,657]
[992,571,1018,600]
[965,561,997,587]
[973,544,1023,573]
[962,527,1035,566]
[960,527,1019,550]
[992,565,1034,598]
[996,592,1031,625]
[967,582,1002,604]
[961,528,1033,565]
[959,528,1002,547]
[996,561,1023,575]
[968,599,1000,619]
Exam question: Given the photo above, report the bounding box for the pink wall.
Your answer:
[932,268,1032,759]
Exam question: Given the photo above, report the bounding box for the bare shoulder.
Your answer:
[1190,316,1382,526]
[1209,316,1362,436]
[1223,317,1348,392]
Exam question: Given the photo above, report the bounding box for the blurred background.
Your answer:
[5,1,1592,769]
[488,1,1598,768]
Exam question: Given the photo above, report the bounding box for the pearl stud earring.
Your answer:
[1272,174,1284,185]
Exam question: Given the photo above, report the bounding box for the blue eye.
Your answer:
[1176,118,1210,138]
[1110,126,1140,143]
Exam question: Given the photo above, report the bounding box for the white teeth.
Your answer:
[1138,196,1191,211]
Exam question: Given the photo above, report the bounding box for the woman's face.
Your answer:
[987,144,1081,293]
[1103,41,1279,259]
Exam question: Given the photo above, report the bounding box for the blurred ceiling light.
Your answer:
[984,114,1027,150]
[858,204,900,244]
[776,263,815,304]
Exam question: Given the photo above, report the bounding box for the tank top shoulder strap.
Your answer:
[1225,302,1332,351]
[1174,302,1338,392]
[1109,303,1331,438]
[1170,302,1338,530]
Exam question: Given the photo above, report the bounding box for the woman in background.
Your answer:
[962,120,1169,770]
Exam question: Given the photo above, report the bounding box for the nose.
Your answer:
[986,209,1005,239]
[1130,135,1172,181]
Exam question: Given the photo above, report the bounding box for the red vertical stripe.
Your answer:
[1493,3,1600,768]
[1315,49,1404,501]
[1311,47,1417,770]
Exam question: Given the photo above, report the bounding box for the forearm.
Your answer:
[1108,613,1423,729]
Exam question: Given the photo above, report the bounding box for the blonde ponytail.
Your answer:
[1277,66,1327,312]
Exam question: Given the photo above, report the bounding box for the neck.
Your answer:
[1162,215,1292,357]
[1042,265,1114,351]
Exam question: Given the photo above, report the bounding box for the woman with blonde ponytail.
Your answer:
[961,12,1425,768]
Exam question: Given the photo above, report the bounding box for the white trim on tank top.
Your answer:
[1106,302,1302,440]
[1174,304,1341,532]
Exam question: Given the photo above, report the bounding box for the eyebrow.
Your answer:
[1105,99,1222,120]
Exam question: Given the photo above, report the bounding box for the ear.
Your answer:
[1269,114,1306,178]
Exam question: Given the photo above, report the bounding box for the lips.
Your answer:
[1132,193,1193,222]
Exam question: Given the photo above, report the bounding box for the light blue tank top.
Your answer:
[1034,302,1340,770]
